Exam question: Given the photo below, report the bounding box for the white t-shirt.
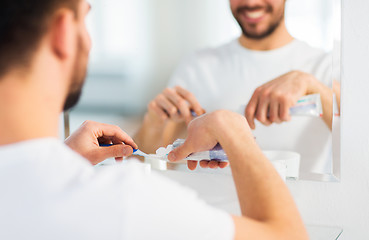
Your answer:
[0,138,234,240]
[169,39,333,176]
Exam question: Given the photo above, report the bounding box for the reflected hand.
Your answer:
[245,71,317,129]
[147,86,205,126]
[65,121,138,165]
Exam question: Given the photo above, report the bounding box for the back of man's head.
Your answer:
[0,0,79,78]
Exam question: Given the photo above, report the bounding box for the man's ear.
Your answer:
[49,9,77,60]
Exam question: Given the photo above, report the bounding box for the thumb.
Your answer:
[98,144,133,160]
[168,141,193,162]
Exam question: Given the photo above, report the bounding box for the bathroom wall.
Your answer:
[286,0,369,238]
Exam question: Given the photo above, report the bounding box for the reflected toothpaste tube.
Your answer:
[237,93,323,117]
[290,93,323,117]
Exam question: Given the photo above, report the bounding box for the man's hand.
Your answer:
[168,111,250,170]
[65,121,138,165]
[134,86,204,154]
[166,111,308,240]
[245,71,318,129]
[147,86,205,125]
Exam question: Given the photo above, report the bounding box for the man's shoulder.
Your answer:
[293,39,332,60]
[0,138,146,193]
[187,39,238,65]
[0,140,234,240]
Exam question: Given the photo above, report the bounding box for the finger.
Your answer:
[112,139,125,161]
[268,101,281,123]
[148,101,169,121]
[245,94,258,129]
[279,101,291,121]
[174,86,204,116]
[208,160,219,169]
[200,160,210,168]
[91,122,138,149]
[219,162,229,168]
[111,136,133,149]
[177,101,192,124]
[163,88,192,123]
[98,144,134,161]
[187,161,198,171]
[168,140,193,162]
[156,94,178,118]
[255,96,272,126]
[98,138,123,161]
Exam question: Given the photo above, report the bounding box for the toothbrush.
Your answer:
[99,144,166,159]
[132,149,150,158]
[132,149,167,159]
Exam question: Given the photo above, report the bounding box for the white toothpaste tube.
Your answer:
[289,93,323,117]
[155,139,228,162]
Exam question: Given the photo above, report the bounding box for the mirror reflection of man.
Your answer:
[0,0,308,239]
[135,0,341,155]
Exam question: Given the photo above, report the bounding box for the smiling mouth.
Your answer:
[245,9,265,19]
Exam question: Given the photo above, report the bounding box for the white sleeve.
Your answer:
[122,170,235,240]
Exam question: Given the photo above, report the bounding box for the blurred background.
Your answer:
[68,0,341,136]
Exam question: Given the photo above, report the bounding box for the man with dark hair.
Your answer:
[0,0,76,74]
[0,0,307,239]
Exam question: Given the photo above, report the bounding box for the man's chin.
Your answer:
[242,24,279,40]
[243,31,270,40]
[237,15,283,40]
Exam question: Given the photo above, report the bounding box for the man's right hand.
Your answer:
[147,86,205,125]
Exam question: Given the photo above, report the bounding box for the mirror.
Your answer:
[69,0,341,181]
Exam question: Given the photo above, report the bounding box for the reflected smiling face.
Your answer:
[230,0,286,39]
[64,1,92,111]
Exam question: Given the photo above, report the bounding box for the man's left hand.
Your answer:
[65,121,138,165]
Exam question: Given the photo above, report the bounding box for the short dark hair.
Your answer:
[0,0,79,78]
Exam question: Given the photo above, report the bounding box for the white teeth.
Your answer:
[245,10,264,19]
